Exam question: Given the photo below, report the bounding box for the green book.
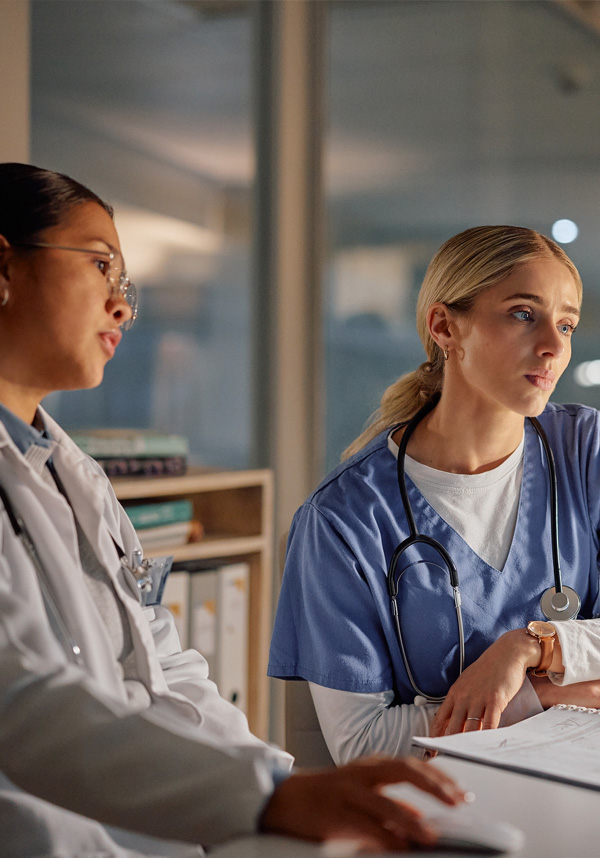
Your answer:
[124,499,194,530]
[68,428,189,458]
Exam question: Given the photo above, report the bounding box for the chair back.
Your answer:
[285,680,335,768]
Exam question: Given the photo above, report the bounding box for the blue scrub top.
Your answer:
[268,402,600,702]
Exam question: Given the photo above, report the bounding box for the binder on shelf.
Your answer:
[173,560,250,712]
[161,570,190,649]
[216,562,249,713]
[189,570,219,680]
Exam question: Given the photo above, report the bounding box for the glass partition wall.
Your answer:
[31,0,600,477]
[324,0,600,471]
[31,0,255,469]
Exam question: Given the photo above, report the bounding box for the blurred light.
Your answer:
[574,360,600,387]
[112,204,223,283]
[552,219,578,244]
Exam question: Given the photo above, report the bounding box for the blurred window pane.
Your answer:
[325,0,600,471]
[32,0,254,469]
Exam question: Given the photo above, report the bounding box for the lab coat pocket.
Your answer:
[118,554,174,608]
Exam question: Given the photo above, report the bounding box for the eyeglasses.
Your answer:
[12,241,138,331]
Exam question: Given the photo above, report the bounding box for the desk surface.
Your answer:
[211,757,599,858]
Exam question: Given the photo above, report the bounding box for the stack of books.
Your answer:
[68,428,189,477]
[123,498,202,552]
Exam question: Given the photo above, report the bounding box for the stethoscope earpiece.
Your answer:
[540,586,580,622]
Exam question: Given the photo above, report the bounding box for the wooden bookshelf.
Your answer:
[111,467,274,741]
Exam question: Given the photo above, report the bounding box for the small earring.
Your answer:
[0,287,8,308]
[443,346,449,361]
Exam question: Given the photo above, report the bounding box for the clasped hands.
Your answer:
[430,627,600,739]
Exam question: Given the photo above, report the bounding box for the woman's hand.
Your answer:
[529,674,600,710]
[431,629,541,738]
[260,756,467,853]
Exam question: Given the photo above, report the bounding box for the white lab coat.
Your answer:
[0,410,292,858]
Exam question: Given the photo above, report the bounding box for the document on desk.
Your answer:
[414,704,600,790]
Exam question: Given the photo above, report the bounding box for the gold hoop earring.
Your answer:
[0,287,8,308]
[443,346,449,361]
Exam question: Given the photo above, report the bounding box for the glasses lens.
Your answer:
[106,251,137,331]
[106,253,126,294]
[121,282,138,332]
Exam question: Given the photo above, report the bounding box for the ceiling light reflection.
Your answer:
[552,219,578,244]
[574,360,600,387]
[113,204,223,283]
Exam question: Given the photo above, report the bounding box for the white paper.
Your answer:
[414,704,600,789]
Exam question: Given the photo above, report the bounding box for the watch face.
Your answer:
[528,620,555,638]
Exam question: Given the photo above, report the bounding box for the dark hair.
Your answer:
[0,163,113,243]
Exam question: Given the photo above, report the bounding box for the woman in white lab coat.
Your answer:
[0,163,464,858]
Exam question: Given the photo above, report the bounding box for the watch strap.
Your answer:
[527,623,555,677]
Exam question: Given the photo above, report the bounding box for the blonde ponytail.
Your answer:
[342,352,444,459]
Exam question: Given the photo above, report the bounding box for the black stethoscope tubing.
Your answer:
[387,394,580,703]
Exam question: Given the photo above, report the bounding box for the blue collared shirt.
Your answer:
[0,402,53,455]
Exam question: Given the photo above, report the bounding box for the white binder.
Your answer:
[161,570,190,649]
[189,569,219,680]
[216,562,249,713]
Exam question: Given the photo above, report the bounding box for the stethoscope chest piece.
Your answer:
[540,585,580,621]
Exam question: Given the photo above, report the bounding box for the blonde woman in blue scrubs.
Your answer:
[269,225,600,763]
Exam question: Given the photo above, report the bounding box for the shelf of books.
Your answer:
[110,466,274,741]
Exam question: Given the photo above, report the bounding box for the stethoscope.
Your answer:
[0,479,155,669]
[387,394,581,703]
